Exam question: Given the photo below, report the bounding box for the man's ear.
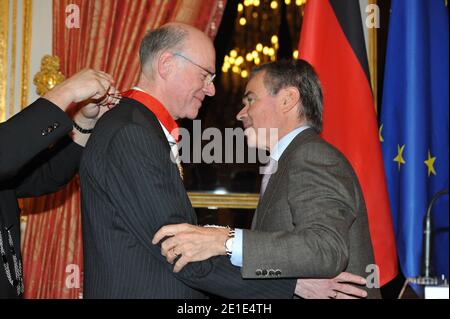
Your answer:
[157,52,174,80]
[279,87,300,113]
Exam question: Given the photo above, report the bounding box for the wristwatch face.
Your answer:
[225,237,234,252]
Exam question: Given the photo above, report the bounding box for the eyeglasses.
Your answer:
[173,53,216,86]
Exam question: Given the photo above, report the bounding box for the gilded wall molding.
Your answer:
[0,0,9,122]
[9,0,17,117]
[20,0,32,109]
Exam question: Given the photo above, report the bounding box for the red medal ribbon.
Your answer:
[122,89,179,141]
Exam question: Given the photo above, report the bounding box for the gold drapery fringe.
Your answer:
[20,0,32,109]
[0,0,9,122]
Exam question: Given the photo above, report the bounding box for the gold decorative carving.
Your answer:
[33,55,65,96]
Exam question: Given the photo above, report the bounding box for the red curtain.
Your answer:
[21,0,226,299]
[54,0,226,91]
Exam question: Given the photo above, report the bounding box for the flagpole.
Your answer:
[368,0,378,113]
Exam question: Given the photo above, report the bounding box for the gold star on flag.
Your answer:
[394,144,406,171]
[424,150,437,177]
[379,124,384,142]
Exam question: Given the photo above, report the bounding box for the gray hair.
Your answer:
[139,25,188,76]
[250,59,323,133]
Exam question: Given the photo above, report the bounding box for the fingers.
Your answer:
[167,247,181,264]
[68,69,115,103]
[82,69,113,99]
[107,86,119,100]
[152,223,190,244]
[81,68,113,84]
[173,255,190,273]
[160,236,178,257]
[333,283,368,298]
[334,291,359,299]
[335,272,367,285]
[153,225,176,245]
[97,86,121,108]
[93,71,113,97]
[91,78,110,100]
[96,70,114,83]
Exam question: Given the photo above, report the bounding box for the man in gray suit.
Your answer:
[153,60,381,299]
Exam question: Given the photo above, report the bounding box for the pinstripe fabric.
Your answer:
[80,98,295,299]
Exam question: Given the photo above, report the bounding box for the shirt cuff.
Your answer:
[230,228,243,267]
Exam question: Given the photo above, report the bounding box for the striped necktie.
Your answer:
[260,158,278,197]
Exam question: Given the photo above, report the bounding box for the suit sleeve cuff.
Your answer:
[32,98,73,132]
[230,228,243,267]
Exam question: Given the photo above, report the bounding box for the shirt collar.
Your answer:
[271,125,310,161]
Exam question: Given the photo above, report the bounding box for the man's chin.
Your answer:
[186,108,200,120]
[244,133,258,149]
[244,132,268,150]
[246,140,267,150]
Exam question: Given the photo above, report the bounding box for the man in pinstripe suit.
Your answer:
[79,23,297,298]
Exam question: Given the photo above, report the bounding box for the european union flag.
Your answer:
[380,0,449,295]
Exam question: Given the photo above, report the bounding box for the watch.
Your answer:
[224,228,235,257]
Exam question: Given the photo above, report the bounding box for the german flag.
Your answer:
[299,0,398,286]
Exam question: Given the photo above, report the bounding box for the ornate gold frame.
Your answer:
[188,192,259,209]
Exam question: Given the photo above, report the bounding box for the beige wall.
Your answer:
[0,0,52,122]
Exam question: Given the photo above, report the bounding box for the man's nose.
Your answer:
[204,82,216,96]
[236,105,248,121]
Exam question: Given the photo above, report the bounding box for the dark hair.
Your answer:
[139,25,188,75]
[250,59,323,133]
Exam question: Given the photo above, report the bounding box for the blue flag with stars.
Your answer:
[380,0,449,293]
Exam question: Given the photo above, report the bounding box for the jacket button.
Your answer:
[255,269,262,276]
[262,269,268,276]
[53,122,60,129]
[268,269,275,276]
[47,126,54,133]
[275,269,282,276]
[41,129,48,136]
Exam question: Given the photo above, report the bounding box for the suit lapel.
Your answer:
[252,159,287,229]
[251,128,317,229]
